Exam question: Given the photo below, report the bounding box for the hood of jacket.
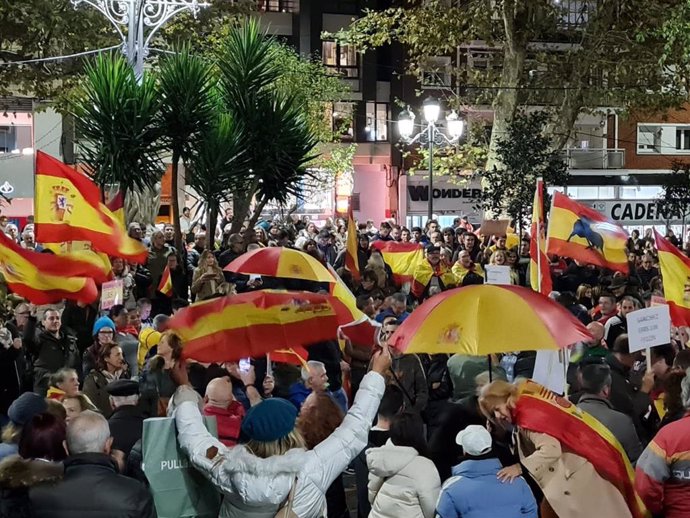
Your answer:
[366,442,419,478]
[0,455,63,489]
[452,458,502,479]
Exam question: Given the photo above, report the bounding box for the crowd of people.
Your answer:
[0,209,689,518]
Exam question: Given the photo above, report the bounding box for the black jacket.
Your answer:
[23,318,79,395]
[30,453,154,518]
[108,405,145,457]
[0,455,63,518]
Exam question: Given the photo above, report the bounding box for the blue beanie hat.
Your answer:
[93,316,116,336]
[8,393,47,426]
[240,398,297,442]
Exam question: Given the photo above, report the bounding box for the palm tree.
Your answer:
[186,110,246,247]
[217,18,319,232]
[70,52,165,224]
[157,45,215,252]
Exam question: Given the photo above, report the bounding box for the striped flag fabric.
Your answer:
[105,190,126,227]
[0,232,98,304]
[529,178,552,295]
[158,265,174,297]
[654,229,690,326]
[270,347,309,367]
[546,191,628,273]
[34,151,147,264]
[345,210,360,281]
[369,241,424,286]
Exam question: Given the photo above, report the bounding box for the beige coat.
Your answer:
[517,428,632,518]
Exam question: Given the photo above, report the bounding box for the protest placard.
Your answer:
[100,279,124,310]
[626,305,671,354]
[485,265,512,285]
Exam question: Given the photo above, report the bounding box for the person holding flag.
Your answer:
[479,379,646,518]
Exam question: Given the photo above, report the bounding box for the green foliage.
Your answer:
[69,53,165,193]
[656,162,690,225]
[477,111,569,225]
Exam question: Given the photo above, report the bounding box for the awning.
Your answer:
[1,197,33,217]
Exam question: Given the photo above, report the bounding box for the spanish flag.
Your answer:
[270,347,309,367]
[158,265,174,297]
[345,210,360,282]
[546,191,628,273]
[530,178,552,295]
[514,380,646,518]
[326,264,379,346]
[106,190,126,227]
[34,152,147,264]
[168,290,354,363]
[0,232,98,304]
[654,229,690,326]
[42,242,113,284]
[370,241,424,286]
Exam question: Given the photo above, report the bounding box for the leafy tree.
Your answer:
[332,0,687,169]
[69,53,165,224]
[157,46,215,251]
[186,111,247,248]
[476,111,569,232]
[217,19,319,232]
[656,162,690,239]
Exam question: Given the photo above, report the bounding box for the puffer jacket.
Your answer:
[171,371,385,518]
[0,455,63,518]
[366,441,441,518]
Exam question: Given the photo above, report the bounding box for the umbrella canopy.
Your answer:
[168,290,353,362]
[389,284,592,356]
[224,246,333,283]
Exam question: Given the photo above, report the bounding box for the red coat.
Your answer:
[203,401,245,447]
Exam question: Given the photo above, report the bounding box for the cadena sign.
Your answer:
[586,200,687,225]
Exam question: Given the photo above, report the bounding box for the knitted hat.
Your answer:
[92,316,116,336]
[240,398,297,442]
[8,393,48,426]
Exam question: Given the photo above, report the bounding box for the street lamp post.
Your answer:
[71,0,209,79]
[397,98,464,222]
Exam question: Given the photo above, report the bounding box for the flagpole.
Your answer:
[536,178,543,294]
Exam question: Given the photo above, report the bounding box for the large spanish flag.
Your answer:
[0,232,98,304]
[345,210,360,282]
[158,265,174,297]
[514,380,647,518]
[370,241,424,286]
[34,151,147,264]
[168,290,354,363]
[106,190,126,227]
[530,178,552,295]
[546,191,628,273]
[654,229,690,326]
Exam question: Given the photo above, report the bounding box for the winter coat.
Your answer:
[83,370,127,418]
[0,339,28,416]
[108,404,145,457]
[22,319,79,395]
[203,401,245,447]
[0,455,63,518]
[435,458,537,518]
[366,441,441,518]
[170,371,386,518]
[289,382,312,410]
[576,394,642,463]
[387,354,428,414]
[636,414,690,518]
[30,453,154,518]
[517,428,632,518]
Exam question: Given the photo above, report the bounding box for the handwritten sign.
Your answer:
[626,305,671,353]
[485,265,512,285]
[479,219,510,237]
[100,279,124,310]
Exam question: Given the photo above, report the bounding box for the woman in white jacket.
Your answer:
[367,413,441,518]
[167,345,391,518]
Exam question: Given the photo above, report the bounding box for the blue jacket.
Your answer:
[435,458,537,518]
[288,382,312,410]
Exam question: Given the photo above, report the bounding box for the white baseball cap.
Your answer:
[456,425,492,456]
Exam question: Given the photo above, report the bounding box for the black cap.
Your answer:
[106,379,140,397]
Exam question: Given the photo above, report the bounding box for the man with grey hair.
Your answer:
[636,369,690,518]
[288,360,328,410]
[31,410,154,517]
[576,362,642,462]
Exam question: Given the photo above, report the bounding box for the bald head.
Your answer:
[204,377,233,409]
[587,321,605,346]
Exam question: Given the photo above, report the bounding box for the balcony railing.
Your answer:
[560,148,625,169]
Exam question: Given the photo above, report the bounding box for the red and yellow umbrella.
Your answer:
[168,290,354,362]
[224,246,332,283]
[389,284,591,356]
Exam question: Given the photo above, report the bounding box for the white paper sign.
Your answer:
[532,349,569,395]
[485,265,512,285]
[626,305,671,353]
[100,279,124,310]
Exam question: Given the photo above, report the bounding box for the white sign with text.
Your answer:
[485,265,512,285]
[626,305,671,353]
